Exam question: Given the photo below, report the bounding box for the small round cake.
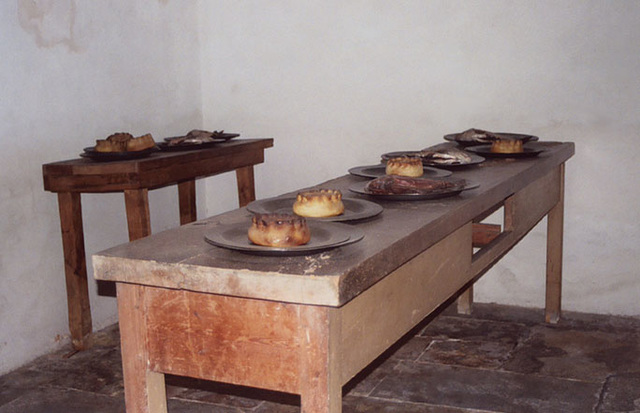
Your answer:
[385,156,424,177]
[292,189,345,218]
[248,213,311,247]
[491,139,523,154]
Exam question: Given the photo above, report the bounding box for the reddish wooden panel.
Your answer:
[145,289,302,393]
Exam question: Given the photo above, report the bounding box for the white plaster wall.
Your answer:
[0,1,201,374]
[200,2,640,315]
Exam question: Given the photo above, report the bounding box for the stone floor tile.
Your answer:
[503,325,640,381]
[418,338,515,369]
[167,377,264,409]
[420,315,530,347]
[598,372,640,413]
[342,395,481,412]
[371,361,602,413]
[0,387,125,413]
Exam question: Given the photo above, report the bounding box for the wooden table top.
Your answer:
[43,138,274,193]
[93,142,574,307]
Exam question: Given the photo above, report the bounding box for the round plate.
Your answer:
[246,197,383,222]
[80,146,158,162]
[381,150,485,168]
[204,221,364,256]
[444,132,539,146]
[349,179,479,201]
[466,145,545,158]
[348,164,452,179]
[157,140,222,152]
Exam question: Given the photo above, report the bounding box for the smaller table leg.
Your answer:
[117,283,167,413]
[56,192,92,350]
[236,166,256,207]
[545,164,565,324]
[178,180,197,225]
[124,189,152,241]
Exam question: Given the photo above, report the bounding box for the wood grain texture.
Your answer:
[236,165,256,207]
[124,189,151,241]
[145,289,301,393]
[339,224,472,384]
[178,180,197,225]
[57,192,92,350]
[545,163,565,323]
[117,283,167,413]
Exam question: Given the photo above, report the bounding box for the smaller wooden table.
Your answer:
[43,138,273,350]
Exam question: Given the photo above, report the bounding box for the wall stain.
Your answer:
[17,0,82,53]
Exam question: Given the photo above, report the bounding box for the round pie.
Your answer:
[385,156,424,177]
[248,213,311,247]
[491,139,523,154]
[293,189,345,218]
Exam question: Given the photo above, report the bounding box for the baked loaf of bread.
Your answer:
[385,156,424,177]
[491,139,523,154]
[293,189,345,218]
[248,213,311,247]
[95,133,156,153]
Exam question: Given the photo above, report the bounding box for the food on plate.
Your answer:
[419,147,473,165]
[248,213,311,247]
[94,132,156,152]
[385,156,424,177]
[457,128,500,144]
[365,175,465,195]
[166,129,233,146]
[293,189,345,218]
[490,138,524,154]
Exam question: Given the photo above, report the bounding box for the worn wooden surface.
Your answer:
[94,142,574,307]
[102,141,574,413]
[44,139,273,350]
[43,139,274,193]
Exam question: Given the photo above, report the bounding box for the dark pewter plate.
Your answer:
[349,179,479,201]
[204,221,364,256]
[246,197,383,222]
[466,145,546,159]
[348,164,452,179]
[381,150,485,169]
[444,132,539,146]
[80,146,159,162]
[159,133,240,151]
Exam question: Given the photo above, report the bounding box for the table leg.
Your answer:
[124,189,152,241]
[56,192,92,350]
[178,180,197,225]
[545,163,565,324]
[117,283,167,413]
[299,306,342,413]
[236,165,256,207]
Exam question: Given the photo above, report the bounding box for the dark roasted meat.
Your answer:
[365,175,465,195]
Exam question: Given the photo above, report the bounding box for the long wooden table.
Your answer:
[43,138,273,350]
[93,141,574,412]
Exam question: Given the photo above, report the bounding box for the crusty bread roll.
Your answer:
[385,156,424,177]
[248,213,311,247]
[94,132,155,152]
[293,189,345,218]
[491,139,523,154]
[126,133,156,151]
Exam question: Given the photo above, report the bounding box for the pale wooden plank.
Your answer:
[117,283,167,413]
[299,306,342,413]
[339,224,472,384]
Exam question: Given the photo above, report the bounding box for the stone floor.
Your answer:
[1,303,640,413]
